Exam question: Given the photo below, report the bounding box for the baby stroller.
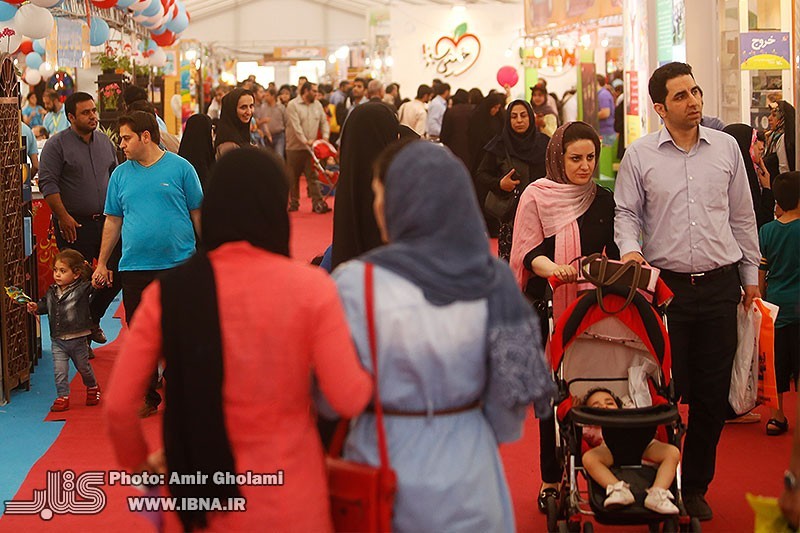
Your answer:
[544,256,701,533]
[308,139,339,199]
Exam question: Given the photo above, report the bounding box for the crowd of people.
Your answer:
[25,59,799,531]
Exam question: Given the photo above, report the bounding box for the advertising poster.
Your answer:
[623,0,650,144]
[57,18,82,68]
[525,0,621,34]
[740,32,791,70]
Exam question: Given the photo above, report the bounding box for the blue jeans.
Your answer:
[52,337,97,397]
[271,131,285,160]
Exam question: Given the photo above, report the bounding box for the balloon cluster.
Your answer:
[0,0,188,84]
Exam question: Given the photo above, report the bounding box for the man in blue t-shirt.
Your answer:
[93,111,202,417]
[596,74,616,146]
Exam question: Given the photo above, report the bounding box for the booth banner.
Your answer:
[31,199,56,298]
[422,23,481,78]
[740,32,791,70]
[56,18,83,68]
[525,0,622,34]
[274,47,326,59]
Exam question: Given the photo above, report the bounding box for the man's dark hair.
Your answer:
[278,84,291,95]
[433,83,450,96]
[773,171,800,211]
[127,99,156,115]
[266,87,277,97]
[64,92,94,119]
[300,81,314,95]
[416,84,432,99]
[386,83,399,94]
[338,80,349,89]
[648,62,695,106]
[117,111,160,145]
[43,88,58,101]
[123,85,149,106]
[353,77,367,87]
[595,74,607,87]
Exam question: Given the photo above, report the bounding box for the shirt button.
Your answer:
[690,199,695,204]
[688,176,694,180]
[691,222,697,226]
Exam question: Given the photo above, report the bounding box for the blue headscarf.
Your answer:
[363,141,554,428]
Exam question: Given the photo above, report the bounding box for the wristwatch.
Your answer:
[785,470,798,491]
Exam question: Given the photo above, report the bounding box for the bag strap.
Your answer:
[365,262,392,471]
[581,253,642,315]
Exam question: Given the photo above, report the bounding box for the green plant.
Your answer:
[97,54,118,71]
[98,124,118,145]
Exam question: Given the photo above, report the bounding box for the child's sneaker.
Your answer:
[86,387,101,406]
[644,487,679,514]
[50,397,70,412]
[604,481,635,508]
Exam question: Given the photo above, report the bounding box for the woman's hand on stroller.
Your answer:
[550,264,579,284]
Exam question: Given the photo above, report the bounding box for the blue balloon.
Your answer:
[0,3,17,22]
[33,39,45,55]
[142,1,160,17]
[116,0,137,8]
[89,18,110,47]
[166,10,188,33]
[146,39,158,52]
[25,52,43,70]
[150,25,167,36]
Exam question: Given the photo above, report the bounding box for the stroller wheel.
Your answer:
[557,521,569,533]
[689,517,702,533]
[582,522,594,533]
[546,496,559,532]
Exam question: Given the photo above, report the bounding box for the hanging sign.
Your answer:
[740,32,791,70]
[422,23,481,78]
[56,18,82,68]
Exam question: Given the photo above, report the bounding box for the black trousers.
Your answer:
[53,215,122,328]
[662,267,740,495]
[121,269,167,408]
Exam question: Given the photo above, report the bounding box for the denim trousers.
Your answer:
[52,336,97,397]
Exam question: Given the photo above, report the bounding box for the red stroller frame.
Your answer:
[308,139,338,200]
[542,262,701,533]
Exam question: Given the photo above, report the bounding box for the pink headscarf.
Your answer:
[510,122,598,320]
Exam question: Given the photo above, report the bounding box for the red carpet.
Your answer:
[2,186,792,531]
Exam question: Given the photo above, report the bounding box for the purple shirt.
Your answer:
[597,88,615,136]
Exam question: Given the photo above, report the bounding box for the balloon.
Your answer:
[130,0,151,12]
[31,0,62,7]
[5,0,26,5]
[25,51,42,69]
[116,0,137,7]
[17,39,33,54]
[496,66,519,88]
[38,61,54,80]
[33,38,45,54]
[0,3,17,22]
[166,9,187,33]
[89,17,109,46]
[150,24,167,36]
[91,0,119,8]
[151,29,174,47]
[149,47,166,67]
[0,21,24,54]
[142,0,160,16]
[24,68,41,85]
[14,4,55,40]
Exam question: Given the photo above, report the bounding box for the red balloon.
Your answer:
[496,66,519,88]
[91,0,119,7]
[152,29,175,47]
[4,0,25,4]
[17,40,34,55]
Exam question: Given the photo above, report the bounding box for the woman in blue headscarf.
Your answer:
[332,140,554,532]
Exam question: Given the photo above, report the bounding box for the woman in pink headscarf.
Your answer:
[509,121,620,513]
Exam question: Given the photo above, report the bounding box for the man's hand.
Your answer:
[58,214,81,243]
[92,264,112,289]
[621,251,647,265]
[499,169,520,192]
[742,285,760,310]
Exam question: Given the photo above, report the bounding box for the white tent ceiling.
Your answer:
[183,0,519,22]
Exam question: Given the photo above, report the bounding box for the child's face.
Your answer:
[586,391,618,409]
[53,260,79,287]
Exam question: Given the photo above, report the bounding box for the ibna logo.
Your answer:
[4,470,106,520]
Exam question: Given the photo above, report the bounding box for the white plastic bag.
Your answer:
[730,302,761,415]
[628,358,658,407]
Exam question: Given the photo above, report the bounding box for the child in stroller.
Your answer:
[580,387,680,514]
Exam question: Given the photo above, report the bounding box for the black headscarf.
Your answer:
[768,101,796,172]
[467,92,505,173]
[485,100,546,163]
[179,114,215,190]
[160,148,289,531]
[331,102,401,269]
[214,88,253,151]
[723,123,775,228]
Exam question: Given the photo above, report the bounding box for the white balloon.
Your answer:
[31,0,61,7]
[130,0,152,13]
[24,67,41,85]
[14,4,54,40]
[149,47,166,67]
[170,93,181,119]
[38,61,54,79]
[0,20,24,54]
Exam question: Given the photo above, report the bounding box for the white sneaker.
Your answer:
[644,487,679,514]
[604,481,635,508]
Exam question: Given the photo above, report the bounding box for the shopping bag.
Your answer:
[754,299,780,409]
[729,303,761,415]
[746,493,794,533]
